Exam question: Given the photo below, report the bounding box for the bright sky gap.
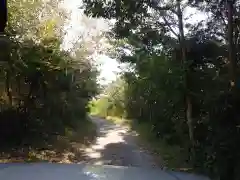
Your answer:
[62,0,207,85]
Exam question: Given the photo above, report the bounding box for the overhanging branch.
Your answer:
[162,16,179,38]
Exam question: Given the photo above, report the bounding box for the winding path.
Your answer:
[84,116,159,168]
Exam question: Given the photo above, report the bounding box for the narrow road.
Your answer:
[84,116,158,168]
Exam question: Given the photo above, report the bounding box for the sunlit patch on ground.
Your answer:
[84,125,127,164]
[84,117,157,167]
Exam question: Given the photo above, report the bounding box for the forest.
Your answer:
[1,0,240,179]
[84,0,240,179]
[0,0,99,161]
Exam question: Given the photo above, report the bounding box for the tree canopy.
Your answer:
[84,0,240,179]
[0,0,99,153]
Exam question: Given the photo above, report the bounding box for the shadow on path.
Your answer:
[84,116,157,168]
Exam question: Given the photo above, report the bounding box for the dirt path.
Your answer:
[83,116,158,167]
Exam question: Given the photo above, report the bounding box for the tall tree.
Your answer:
[83,0,196,154]
[227,0,237,90]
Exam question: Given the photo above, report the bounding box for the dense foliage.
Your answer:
[0,0,99,148]
[91,77,126,117]
[84,0,240,179]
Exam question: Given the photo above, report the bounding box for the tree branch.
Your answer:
[220,11,227,27]
[162,16,179,38]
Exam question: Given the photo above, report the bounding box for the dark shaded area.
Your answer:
[0,121,97,163]
[0,0,7,32]
[95,142,147,167]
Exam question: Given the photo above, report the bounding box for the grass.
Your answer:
[133,122,192,172]
[0,118,97,163]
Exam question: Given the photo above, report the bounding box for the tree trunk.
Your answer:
[219,2,237,180]
[227,0,237,90]
[176,0,195,156]
[6,70,12,106]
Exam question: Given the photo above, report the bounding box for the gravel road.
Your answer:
[84,116,158,168]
